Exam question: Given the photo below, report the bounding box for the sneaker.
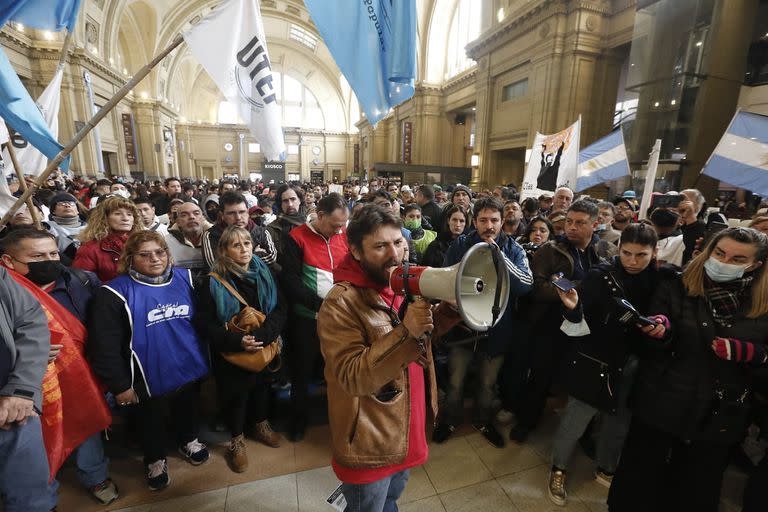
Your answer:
[475,423,505,448]
[548,468,567,506]
[432,423,455,444]
[253,420,282,448]
[509,424,531,444]
[89,478,119,505]
[146,459,170,491]
[178,438,209,465]
[595,468,614,488]
[228,434,248,473]
[495,408,514,425]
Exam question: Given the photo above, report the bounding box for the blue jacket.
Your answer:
[49,268,101,324]
[444,231,533,356]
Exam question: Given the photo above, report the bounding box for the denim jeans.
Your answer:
[551,358,637,473]
[341,470,409,512]
[0,416,51,512]
[47,431,110,507]
[444,345,504,425]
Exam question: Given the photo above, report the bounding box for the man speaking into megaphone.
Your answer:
[433,197,534,449]
[317,204,437,511]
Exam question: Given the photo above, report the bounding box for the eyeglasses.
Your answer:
[616,205,633,211]
[56,201,76,207]
[134,249,168,260]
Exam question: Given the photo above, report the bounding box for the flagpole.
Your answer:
[0,34,185,228]
[638,139,662,220]
[3,141,42,230]
[57,29,74,71]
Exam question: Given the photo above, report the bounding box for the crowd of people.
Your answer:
[1,172,767,512]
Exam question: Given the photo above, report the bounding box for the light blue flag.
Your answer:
[702,111,768,197]
[0,48,67,169]
[304,0,416,125]
[576,130,629,192]
[0,0,82,31]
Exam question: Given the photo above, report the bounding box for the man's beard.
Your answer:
[360,256,397,286]
[614,213,629,223]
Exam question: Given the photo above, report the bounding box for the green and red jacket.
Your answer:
[281,222,349,319]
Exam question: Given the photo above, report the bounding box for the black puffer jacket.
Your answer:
[631,277,768,443]
[562,258,676,412]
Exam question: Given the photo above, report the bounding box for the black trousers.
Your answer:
[608,417,731,512]
[136,382,201,465]
[743,454,768,512]
[287,315,322,421]
[221,372,270,437]
[515,330,566,429]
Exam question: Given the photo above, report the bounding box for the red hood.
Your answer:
[334,253,402,309]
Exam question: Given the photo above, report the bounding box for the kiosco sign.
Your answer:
[263,161,286,183]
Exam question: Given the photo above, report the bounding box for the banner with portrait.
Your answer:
[521,118,581,200]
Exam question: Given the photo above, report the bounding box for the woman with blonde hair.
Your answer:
[609,227,768,512]
[88,231,210,491]
[195,226,286,473]
[73,196,143,282]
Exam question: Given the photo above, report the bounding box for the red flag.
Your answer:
[6,269,112,480]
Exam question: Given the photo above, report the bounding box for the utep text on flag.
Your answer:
[702,111,768,197]
[2,67,64,176]
[304,0,417,125]
[0,0,81,31]
[184,0,285,161]
[521,119,581,199]
[576,129,630,192]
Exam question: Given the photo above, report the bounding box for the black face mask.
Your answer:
[206,207,219,222]
[25,260,64,285]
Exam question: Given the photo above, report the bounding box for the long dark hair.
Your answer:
[438,204,468,241]
[518,215,554,244]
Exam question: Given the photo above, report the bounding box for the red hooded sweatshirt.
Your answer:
[330,253,428,484]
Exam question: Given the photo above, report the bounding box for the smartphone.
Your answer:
[552,275,576,292]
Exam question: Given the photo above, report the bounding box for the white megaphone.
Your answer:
[389,242,510,331]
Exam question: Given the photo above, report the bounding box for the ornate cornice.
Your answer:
[442,68,478,93]
[467,0,566,59]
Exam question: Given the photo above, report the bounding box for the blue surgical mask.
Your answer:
[703,256,751,282]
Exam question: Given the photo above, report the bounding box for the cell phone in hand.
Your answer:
[552,275,576,292]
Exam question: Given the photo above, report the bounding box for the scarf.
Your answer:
[210,255,277,323]
[50,215,81,227]
[129,264,173,285]
[333,253,404,312]
[704,275,754,327]
[278,212,306,228]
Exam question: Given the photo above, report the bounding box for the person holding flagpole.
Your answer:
[0,228,117,507]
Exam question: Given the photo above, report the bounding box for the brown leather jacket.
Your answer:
[317,282,438,469]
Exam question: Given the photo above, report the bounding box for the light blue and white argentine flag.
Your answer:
[576,130,630,192]
[0,0,81,31]
[304,0,417,125]
[702,111,768,196]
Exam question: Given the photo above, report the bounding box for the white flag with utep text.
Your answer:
[184,0,285,161]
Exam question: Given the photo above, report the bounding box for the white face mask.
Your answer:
[112,189,130,199]
[597,223,607,232]
[703,256,751,282]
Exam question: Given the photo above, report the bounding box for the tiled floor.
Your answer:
[58,410,748,512]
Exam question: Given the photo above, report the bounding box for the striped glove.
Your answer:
[712,337,767,366]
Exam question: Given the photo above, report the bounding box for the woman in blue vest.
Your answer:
[88,231,210,492]
[195,226,287,473]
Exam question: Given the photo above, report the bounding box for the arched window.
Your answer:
[445,0,481,80]
[217,100,239,124]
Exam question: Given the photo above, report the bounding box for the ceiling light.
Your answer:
[497,7,505,23]
[123,68,128,75]
[695,41,702,47]
[140,91,149,99]
[670,99,677,105]
[653,101,660,107]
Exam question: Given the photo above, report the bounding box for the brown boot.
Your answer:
[253,420,282,448]
[228,434,248,473]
